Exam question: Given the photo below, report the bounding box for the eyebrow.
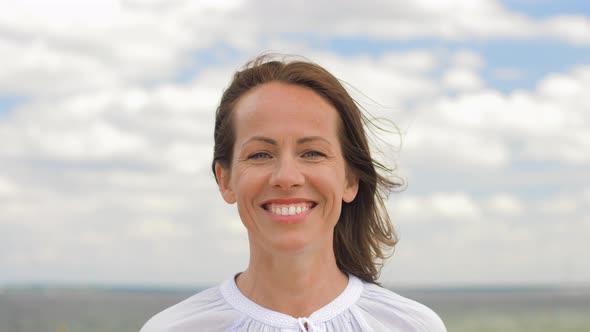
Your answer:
[241,136,331,148]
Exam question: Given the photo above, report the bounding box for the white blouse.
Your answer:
[140,274,447,332]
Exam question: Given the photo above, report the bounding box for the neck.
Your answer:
[236,241,349,318]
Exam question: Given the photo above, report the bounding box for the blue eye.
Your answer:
[302,150,325,158]
[248,152,272,159]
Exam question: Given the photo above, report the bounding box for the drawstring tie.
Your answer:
[297,317,320,332]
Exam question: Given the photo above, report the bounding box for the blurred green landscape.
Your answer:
[1,285,589,332]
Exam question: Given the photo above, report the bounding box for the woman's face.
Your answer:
[215,82,358,254]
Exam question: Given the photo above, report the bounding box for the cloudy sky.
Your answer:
[1,0,589,288]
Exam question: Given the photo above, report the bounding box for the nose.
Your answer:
[269,155,304,190]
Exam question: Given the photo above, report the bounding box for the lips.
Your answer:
[261,200,317,216]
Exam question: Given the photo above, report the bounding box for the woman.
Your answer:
[141,55,446,331]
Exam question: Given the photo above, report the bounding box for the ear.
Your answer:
[342,172,359,203]
[215,162,236,204]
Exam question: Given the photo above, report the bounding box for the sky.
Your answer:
[0,0,589,288]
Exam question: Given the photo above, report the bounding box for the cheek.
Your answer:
[232,169,267,204]
[313,172,347,204]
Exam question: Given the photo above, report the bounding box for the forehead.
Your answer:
[232,82,341,140]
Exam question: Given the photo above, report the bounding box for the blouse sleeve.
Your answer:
[140,286,245,332]
[353,282,447,332]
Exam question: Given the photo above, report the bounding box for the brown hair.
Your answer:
[212,55,402,284]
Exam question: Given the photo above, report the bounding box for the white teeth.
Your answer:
[267,203,313,216]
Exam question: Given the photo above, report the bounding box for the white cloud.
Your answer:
[492,67,526,81]
[0,0,238,97]
[441,49,485,91]
[484,193,523,216]
[402,122,511,168]
[430,192,482,220]
[2,0,588,99]
[237,0,590,45]
[0,177,18,197]
[405,65,590,167]
[451,49,484,69]
[0,38,122,96]
[38,121,146,160]
[543,15,590,46]
[380,51,439,74]
[538,68,588,99]
[393,192,482,223]
[386,189,590,285]
[2,0,122,29]
[539,193,584,216]
[280,50,443,114]
[442,67,485,91]
[135,219,192,240]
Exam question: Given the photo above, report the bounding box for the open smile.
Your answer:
[261,200,317,216]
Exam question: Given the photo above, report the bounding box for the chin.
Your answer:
[265,234,315,254]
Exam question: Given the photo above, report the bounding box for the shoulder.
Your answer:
[354,282,447,332]
[140,285,243,332]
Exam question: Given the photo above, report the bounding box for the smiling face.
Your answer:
[215,82,359,254]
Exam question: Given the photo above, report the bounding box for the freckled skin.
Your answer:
[216,82,359,255]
